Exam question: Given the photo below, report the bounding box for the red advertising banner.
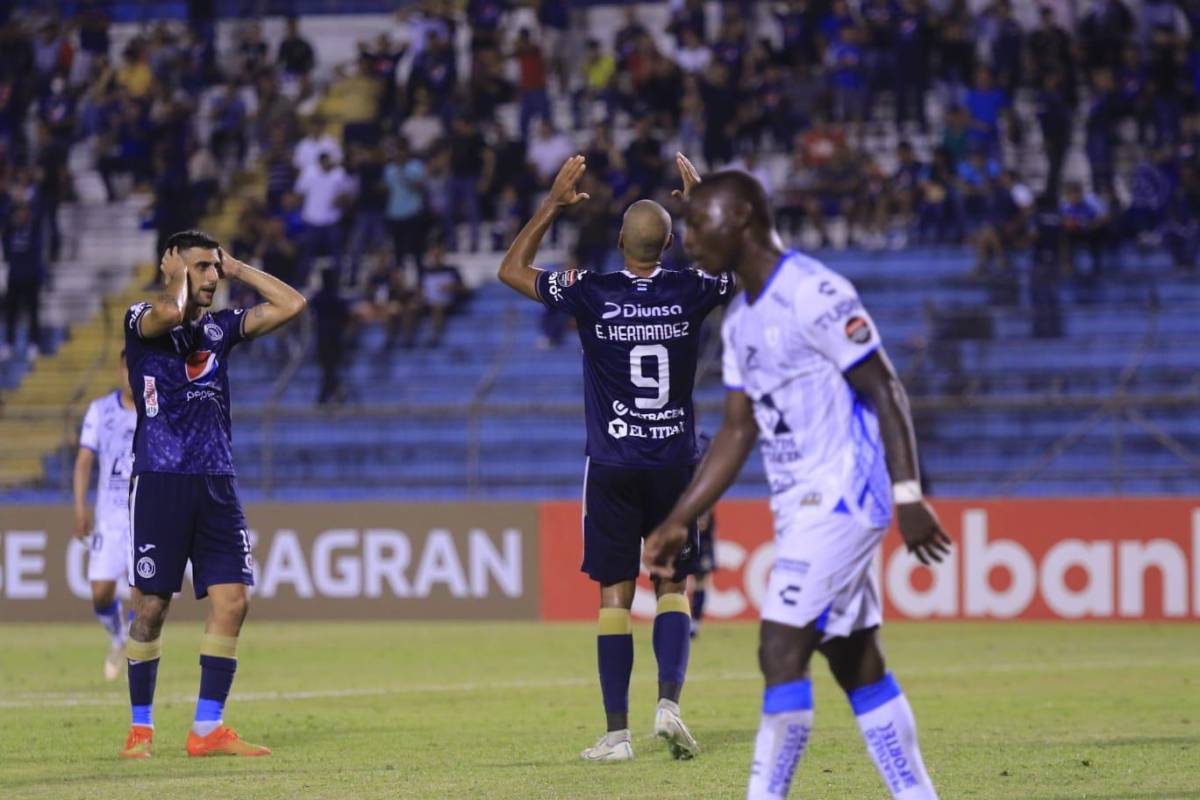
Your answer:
[539,499,1200,622]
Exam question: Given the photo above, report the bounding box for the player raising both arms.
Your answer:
[499,155,734,762]
[644,170,951,799]
[72,352,137,681]
[120,230,306,759]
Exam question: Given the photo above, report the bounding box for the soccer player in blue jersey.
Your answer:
[499,155,734,762]
[645,170,950,799]
[119,231,306,759]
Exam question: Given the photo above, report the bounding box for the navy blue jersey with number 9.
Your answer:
[536,267,734,468]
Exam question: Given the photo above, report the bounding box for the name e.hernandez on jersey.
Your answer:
[536,266,734,468]
[123,301,247,476]
[721,251,892,528]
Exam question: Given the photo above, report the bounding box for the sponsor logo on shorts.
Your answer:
[136,556,156,579]
[204,322,224,342]
[142,376,159,418]
[138,544,156,553]
[779,584,802,606]
[800,492,822,507]
[845,316,872,345]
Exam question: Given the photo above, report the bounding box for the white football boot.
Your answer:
[654,699,700,760]
[580,729,634,762]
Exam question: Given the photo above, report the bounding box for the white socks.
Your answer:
[747,680,813,800]
[747,673,938,800]
[848,673,939,800]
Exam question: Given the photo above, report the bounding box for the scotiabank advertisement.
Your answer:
[540,499,1200,622]
[1,499,1197,622]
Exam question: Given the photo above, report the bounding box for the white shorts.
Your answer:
[87,524,130,583]
[761,509,884,641]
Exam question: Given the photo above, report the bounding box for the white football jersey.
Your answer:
[79,391,137,533]
[721,251,892,528]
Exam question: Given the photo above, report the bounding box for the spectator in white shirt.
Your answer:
[526,119,574,188]
[399,90,444,157]
[294,151,353,286]
[293,116,343,175]
[673,29,712,74]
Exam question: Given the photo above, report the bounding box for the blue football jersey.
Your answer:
[124,303,247,476]
[536,267,734,468]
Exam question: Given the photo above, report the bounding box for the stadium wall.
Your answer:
[2,500,1198,622]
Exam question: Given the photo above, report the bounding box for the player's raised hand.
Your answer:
[547,155,590,209]
[160,246,187,283]
[215,247,244,281]
[643,519,690,579]
[671,152,702,201]
[897,500,953,566]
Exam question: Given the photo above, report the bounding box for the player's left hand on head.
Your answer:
[896,500,953,566]
[643,520,689,579]
[215,248,242,281]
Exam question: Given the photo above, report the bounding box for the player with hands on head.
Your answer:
[498,155,735,762]
[643,167,948,799]
[119,230,305,760]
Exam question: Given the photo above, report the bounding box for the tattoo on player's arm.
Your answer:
[254,305,267,319]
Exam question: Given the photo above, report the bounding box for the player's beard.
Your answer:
[194,286,217,307]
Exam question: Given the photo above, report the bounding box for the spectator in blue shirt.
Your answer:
[384,137,428,281]
[962,67,1009,157]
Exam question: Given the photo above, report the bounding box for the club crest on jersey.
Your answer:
[845,316,872,345]
[204,322,224,343]
[143,376,159,417]
[186,350,219,383]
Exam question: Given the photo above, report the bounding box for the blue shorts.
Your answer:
[582,460,700,585]
[128,472,253,599]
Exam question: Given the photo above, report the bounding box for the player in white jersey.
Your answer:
[644,169,951,800]
[73,351,137,680]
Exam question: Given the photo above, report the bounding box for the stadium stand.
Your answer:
[2,0,1198,500]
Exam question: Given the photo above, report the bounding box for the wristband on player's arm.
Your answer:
[892,481,922,505]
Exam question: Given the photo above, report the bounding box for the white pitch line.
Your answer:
[1,657,1197,710]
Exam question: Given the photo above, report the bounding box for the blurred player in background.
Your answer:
[498,155,733,762]
[645,170,950,799]
[119,231,306,759]
[689,432,715,640]
[72,351,136,681]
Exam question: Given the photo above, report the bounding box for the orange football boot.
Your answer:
[120,725,154,759]
[186,725,272,757]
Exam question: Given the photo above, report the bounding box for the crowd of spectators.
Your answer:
[3,0,1200,367]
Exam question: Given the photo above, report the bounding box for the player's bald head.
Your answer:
[689,170,774,230]
[619,199,673,263]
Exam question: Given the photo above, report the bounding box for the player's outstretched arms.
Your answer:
[845,349,952,566]
[497,154,590,302]
[644,389,758,578]
[138,248,189,338]
[218,249,307,339]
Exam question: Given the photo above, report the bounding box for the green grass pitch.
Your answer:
[1,621,1197,799]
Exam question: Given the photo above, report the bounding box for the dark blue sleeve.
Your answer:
[692,269,736,314]
[213,308,248,351]
[125,302,153,341]
[535,269,589,317]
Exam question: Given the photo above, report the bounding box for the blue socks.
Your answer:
[126,637,162,728]
[596,608,633,728]
[194,634,239,736]
[652,593,691,701]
